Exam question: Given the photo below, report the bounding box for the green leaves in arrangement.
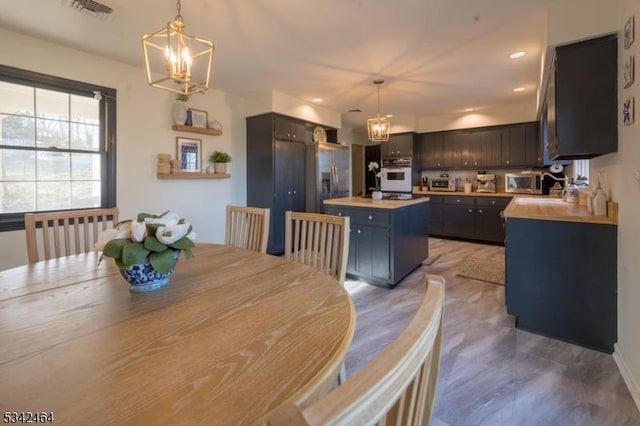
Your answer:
[96,211,197,273]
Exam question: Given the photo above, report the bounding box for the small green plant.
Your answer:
[175,93,190,102]
[209,151,232,163]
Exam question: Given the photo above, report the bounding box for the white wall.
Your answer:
[607,0,640,410]
[416,101,537,133]
[0,28,247,271]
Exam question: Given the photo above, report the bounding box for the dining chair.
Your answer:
[284,211,350,285]
[284,210,351,384]
[24,208,119,264]
[267,274,445,426]
[225,205,270,253]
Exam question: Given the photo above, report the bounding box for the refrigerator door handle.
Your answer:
[330,162,336,198]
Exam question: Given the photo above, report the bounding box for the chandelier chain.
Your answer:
[175,0,183,21]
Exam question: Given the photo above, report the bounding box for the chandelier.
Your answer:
[367,79,391,142]
[142,0,214,96]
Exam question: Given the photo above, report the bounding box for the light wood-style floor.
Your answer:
[343,238,640,426]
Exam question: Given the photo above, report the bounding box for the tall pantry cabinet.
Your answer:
[247,113,306,255]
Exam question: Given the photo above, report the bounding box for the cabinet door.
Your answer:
[468,131,483,168]
[501,125,526,167]
[552,35,617,159]
[351,225,391,280]
[428,196,443,235]
[418,133,444,169]
[443,197,475,237]
[524,122,541,166]
[274,115,305,141]
[480,129,502,168]
[383,133,413,157]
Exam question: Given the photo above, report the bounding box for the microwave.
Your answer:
[505,172,543,194]
[429,177,456,192]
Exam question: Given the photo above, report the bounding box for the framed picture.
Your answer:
[190,108,208,128]
[625,16,635,49]
[176,137,202,172]
[625,56,635,88]
[623,97,635,126]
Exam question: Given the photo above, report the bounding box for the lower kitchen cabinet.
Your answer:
[474,197,511,242]
[429,195,511,244]
[325,201,429,288]
[505,218,617,353]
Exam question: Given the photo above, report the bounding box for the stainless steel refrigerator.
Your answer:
[306,142,350,213]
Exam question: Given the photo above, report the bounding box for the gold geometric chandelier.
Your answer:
[367,79,391,142]
[142,0,214,96]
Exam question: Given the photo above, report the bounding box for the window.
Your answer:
[0,65,116,231]
[573,159,590,186]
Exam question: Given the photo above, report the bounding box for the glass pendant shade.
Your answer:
[367,114,391,141]
[367,80,390,141]
[142,2,214,96]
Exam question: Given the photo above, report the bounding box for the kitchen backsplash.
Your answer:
[420,165,575,191]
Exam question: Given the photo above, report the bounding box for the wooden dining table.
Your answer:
[0,244,355,425]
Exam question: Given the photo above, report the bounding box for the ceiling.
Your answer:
[0,0,551,129]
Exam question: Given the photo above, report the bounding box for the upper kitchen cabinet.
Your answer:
[273,114,306,142]
[501,122,540,167]
[477,128,502,168]
[381,132,414,157]
[547,34,617,160]
[417,132,446,169]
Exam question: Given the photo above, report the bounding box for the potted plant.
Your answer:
[368,161,383,200]
[209,150,232,174]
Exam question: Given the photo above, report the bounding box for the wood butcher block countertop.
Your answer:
[503,195,618,225]
[324,196,430,210]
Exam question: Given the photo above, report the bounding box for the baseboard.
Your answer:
[613,343,640,412]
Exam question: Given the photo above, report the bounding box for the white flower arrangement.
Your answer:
[368,161,384,191]
[97,211,197,273]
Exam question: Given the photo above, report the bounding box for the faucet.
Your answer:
[540,172,569,185]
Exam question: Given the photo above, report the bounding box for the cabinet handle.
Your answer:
[293,190,297,194]
[456,199,461,203]
[468,209,473,213]
[287,191,291,195]
[368,215,373,220]
[491,200,495,205]
[357,229,361,234]
[506,160,510,164]
[478,209,483,213]
[337,212,342,216]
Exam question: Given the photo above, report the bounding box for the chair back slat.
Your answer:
[284,211,350,285]
[225,205,270,253]
[267,275,445,426]
[24,208,119,264]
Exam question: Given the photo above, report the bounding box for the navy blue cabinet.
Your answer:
[505,218,617,353]
[325,202,429,288]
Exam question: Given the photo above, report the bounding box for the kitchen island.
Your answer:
[503,196,618,353]
[324,196,429,288]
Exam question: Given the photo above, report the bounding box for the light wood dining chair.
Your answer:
[25,208,119,263]
[225,205,270,253]
[268,274,445,426]
[284,211,350,285]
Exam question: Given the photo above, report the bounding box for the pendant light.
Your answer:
[367,79,391,142]
[142,0,214,96]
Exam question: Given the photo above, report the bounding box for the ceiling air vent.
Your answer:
[61,0,117,21]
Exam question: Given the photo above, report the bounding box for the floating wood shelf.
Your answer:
[171,125,222,136]
[157,173,230,179]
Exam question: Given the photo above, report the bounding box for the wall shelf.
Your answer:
[157,173,230,179]
[171,125,222,136]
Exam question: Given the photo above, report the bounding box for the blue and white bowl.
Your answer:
[119,251,179,292]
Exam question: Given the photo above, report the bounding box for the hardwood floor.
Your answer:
[343,238,640,426]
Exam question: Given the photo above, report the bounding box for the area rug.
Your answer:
[456,256,505,286]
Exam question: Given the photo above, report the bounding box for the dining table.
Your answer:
[0,244,355,425]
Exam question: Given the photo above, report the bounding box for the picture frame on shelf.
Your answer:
[624,55,635,89]
[189,109,208,128]
[625,16,635,49]
[176,137,202,172]
[623,97,635,126]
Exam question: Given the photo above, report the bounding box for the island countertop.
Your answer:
[323,196,430,210]
[503,195,618,225]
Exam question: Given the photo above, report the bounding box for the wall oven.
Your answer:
[381,157,412,193]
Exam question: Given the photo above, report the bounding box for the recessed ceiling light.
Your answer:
[385,114,393,118]
[347,108,362,113]
[464,108,475,112]
[513,87,526,92]
[509,51,527,59]
[312,98,323,103]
